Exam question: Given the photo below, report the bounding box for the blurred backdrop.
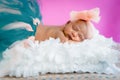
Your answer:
[37,0,120,43]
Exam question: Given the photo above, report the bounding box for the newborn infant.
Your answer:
[35,19,93,42]
[35,8,100,43]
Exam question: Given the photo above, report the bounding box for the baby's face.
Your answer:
[64,20,90,42]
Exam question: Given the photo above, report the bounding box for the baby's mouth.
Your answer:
[71,37,81,41]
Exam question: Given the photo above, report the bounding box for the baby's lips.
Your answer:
[71,36,80,41]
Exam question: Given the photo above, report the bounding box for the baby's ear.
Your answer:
[66,20,71,24]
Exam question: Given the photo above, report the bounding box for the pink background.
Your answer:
[38,0,120,43]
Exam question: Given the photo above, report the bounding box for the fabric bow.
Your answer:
[70,8,100,23]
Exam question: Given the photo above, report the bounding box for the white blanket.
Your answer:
[0,30,120,77]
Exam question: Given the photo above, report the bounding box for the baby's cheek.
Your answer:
[86,32,93,39]
[76,36,81,40]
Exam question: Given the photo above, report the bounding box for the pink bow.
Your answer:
[70,8,100,23]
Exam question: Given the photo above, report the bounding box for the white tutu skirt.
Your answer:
[0,31,120,77]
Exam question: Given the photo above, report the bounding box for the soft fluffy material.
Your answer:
[0,29,120,77]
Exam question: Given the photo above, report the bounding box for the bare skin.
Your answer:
[35,19,92,43]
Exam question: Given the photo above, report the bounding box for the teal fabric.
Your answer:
[0,0,42,60]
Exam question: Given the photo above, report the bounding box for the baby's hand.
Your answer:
[56,31,68,43]
[60,37,68,43]
[67,40,81,44]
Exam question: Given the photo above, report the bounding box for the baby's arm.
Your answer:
[57,31,68,42]
[57,32,79,43]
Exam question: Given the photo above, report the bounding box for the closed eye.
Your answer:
[72,26,79,31]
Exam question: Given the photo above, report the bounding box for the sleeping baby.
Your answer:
[35,8,100,43]
[35,19,92,43]
[1,8,120,78]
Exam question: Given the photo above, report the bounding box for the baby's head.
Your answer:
[63,19,93,42]
[65,8,100,42]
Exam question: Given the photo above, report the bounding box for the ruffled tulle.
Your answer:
[70,8,100,23]
[0,31,120,77]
